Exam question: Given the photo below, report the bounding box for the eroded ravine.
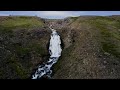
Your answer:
[32,25,62,79]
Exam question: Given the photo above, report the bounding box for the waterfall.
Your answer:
[32,25,62,79]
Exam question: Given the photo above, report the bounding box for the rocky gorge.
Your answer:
[0,16,120,79]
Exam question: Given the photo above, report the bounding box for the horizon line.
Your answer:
[0,14,119,19]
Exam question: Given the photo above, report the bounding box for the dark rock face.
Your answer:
[0,16,51,79]
[0,28,51,79]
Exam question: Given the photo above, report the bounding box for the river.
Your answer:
[32,25,62,79]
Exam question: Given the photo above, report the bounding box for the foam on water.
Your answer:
[32,25,62,79]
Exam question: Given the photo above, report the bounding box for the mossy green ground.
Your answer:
[0,16,43,28]
[53,16,120,79]
[0,16,49,79]
[90,17,120,58]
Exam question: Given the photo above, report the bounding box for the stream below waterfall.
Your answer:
[32,25,62,79]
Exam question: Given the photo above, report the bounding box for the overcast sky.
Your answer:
[0,11,120,19]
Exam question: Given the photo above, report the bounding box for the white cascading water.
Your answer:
[32,25,62,79]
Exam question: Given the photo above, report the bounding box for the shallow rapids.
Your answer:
[32,25,62,79]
